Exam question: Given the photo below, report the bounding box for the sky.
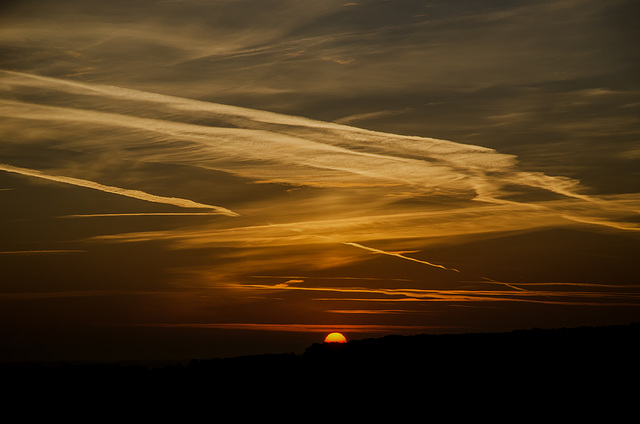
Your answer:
[1,0,639,362]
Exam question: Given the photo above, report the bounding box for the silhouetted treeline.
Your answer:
[3,322,639,402]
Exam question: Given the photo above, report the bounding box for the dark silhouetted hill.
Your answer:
[3,322,638,405]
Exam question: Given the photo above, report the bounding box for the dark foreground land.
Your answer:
[3,323,638,409]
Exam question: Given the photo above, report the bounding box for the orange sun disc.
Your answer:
[324,332,347,343]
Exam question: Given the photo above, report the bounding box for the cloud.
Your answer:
[2,71,639,293]
[0,71,601,204]
[225,280,640,307]
[133,322,443,333]
[60,212,227,218]
[0,2,638,364]
[274,279,305,288]
[325,309,418,315]
[0,250,85,255]
[0,0,615,114]
[321,56,356,65]
[343,242,461,273]
[0,163,239,216]
[0,289,145,299]
[334,109,407,125]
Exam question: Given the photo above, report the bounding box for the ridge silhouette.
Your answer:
[3,322,638,402]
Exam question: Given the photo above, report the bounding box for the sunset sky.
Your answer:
[1,0,639,362]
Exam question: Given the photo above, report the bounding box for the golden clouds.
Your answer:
[3,70,637,260]
[1,1,639,365]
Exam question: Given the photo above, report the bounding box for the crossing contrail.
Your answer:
[343,241,461,273]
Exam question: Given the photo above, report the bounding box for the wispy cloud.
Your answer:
[133,322,445,333]
[334,109,407,125]
[0,250,85,255]
[227,280,640,307]
[60,212,226,218]
[1,1,639,362]
[0,289,145,299]
[325,309,425,315]
[0,70,619,212]
[3,72,635,290]
[343,242,461,272]
[0,163,239,216]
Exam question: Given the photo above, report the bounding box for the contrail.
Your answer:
[343,241,461,273]
[478,277,529,292]
[0,163,239,216]
[342,241,531,292]
[60,212,226,218]
[0,250,85,255]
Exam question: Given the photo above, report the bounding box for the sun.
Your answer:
[324,332,347,343]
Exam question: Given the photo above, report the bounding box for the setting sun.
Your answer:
[1,0,639,369]
[324,332,347,343]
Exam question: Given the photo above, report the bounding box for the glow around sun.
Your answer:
[324,332,347,343]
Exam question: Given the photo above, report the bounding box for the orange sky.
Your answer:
[1,0,639,362]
